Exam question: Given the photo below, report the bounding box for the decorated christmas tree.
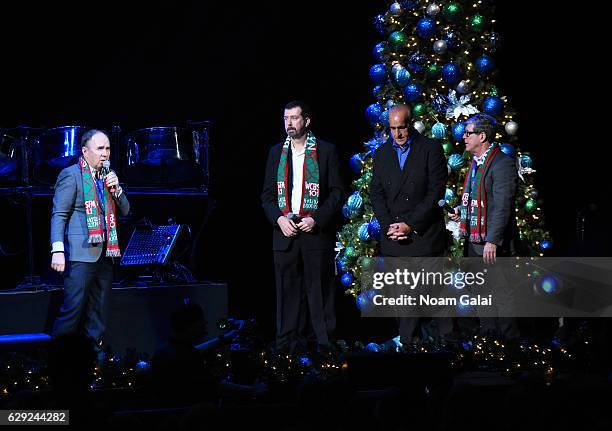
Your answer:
[337,0,552,298]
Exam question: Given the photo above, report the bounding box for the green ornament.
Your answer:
[525,199,537,213]
[442,2,462,22]
[442,141,454,156]
[388,31,408,51]
[519,232,526,242]
[412,103,426,118]
[427,64,441,76]
[470,14,485,32]
[344,245,358,261]
[490,86,498,96]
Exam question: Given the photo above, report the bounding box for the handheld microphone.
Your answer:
[438,199,456,214]
[101,160,117,195]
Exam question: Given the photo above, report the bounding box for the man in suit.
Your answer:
[448,113,519,338]
[370,104,450,346]
[261,101,345,353]
[50,129,130,360]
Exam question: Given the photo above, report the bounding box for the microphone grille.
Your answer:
[437,199,446,207]
[102,160,111,169]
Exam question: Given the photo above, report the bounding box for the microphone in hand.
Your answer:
[101,160,117,195]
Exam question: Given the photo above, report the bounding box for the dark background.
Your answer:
[0,1,607,340]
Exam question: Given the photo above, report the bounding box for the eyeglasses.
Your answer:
[463,130,480,136]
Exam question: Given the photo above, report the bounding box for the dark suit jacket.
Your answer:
[261,139,345,251]
[468,150,518,256]
[370,131,448,257]
[51,163,130,262]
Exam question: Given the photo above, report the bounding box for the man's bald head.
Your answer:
[389,104,412,124]
[389,104,413,147]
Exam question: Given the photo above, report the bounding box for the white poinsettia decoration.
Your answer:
[445,90,479,120]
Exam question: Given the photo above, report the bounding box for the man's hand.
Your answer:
[483,242,497,265]
[387,222,411,241]
[277,216,298,237]
[448,208,460,222]
[51,252,65,273]
[297,217,316,233]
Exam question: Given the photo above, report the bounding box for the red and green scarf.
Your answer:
[80,157,121,257]
[276,130,319,217]
[459,144,500,243]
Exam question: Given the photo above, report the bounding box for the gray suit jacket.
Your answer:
[470,150,518,255]
[50,163,130,262]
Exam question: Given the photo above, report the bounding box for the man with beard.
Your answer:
[262,101,345,353]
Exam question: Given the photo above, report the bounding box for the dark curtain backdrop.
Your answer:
[0,1,606,337]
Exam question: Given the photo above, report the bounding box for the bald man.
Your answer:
[370,104,450,347]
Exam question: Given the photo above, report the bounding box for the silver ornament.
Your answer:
[505,121,519,136]
[433,40,447,54]
[426,3,441,16]
[413,121,426,134]
[456,80,470,94]
[390,2,402,16]
[530,190,538,199]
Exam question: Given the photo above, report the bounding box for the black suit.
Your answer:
[262,139,345,351]
[370,131,448,257]
[370,131,449,344]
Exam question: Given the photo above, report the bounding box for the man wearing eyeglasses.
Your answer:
[448,113,519,339]
[370,104,450,348]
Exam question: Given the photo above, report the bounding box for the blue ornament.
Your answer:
[443,31,461,49]
[365,342,382,353]
[369,64,387,84]
[461,340,473,351]
[416,17,436,39]
[431,122,447,139]
[347,192,364,212]
[365,103,383,125]
[482,96,503,115]
[373,42,386,61]
[499,143,516,159]
[341,272,354,287]
[442,63,461,84]
[447,153,464,170]
[366,138,384,154]
[356,290,376,311]
[386,99,398,109]
[403,82,422,102]
[342,204,352,219]
[520,155,533,169]
[136,360,150,370]
[368,219,381,240]
[540,240,552,250]
[299,356,313,367]
[379,109,390,126]
[372,85,383,98]
[336,258,350,273]
[393,66,411,87]
[451,122,466,141]
[539,275,559,294]
[349,153,363,174]
[475,55,495,74]
[407,52,427,73]
[445,188,455,202]
[358,223,371,241]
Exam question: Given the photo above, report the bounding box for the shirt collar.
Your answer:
[392,136,413,153]
[473,143,495,166]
